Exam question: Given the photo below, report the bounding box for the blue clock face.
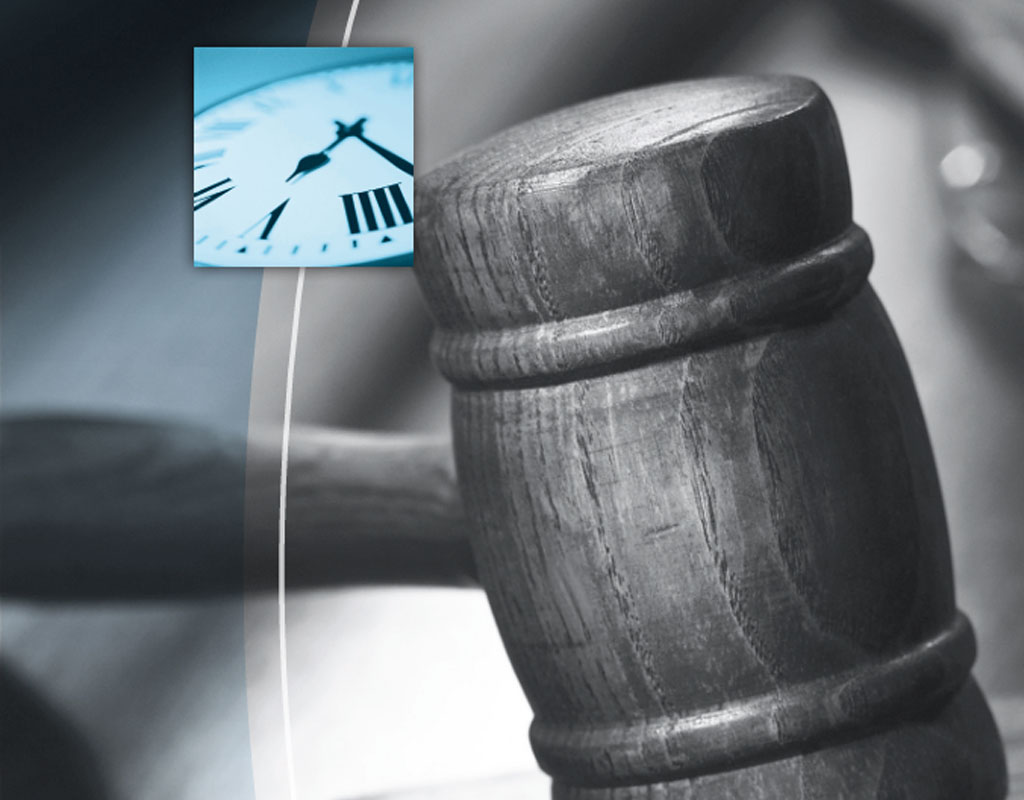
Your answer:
[193,59,414,267]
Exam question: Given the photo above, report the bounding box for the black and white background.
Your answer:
[2,0,1023,797]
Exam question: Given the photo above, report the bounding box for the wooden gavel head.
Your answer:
[415,76,1007,797]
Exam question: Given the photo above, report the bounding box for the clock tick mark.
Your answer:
[264,245,272,255]
[321,243,328,252]
[196,235,208,244]
[291,245,300,255]
[216,240,227,250]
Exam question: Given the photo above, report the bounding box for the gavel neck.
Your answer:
[2,415,473,601]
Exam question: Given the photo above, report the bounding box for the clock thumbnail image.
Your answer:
[193,47,413,267]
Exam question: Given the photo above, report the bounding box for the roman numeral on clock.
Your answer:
[340,183,412,235]
[193,149,225,170]
[251,95,288,114]
[194,177,235,211]
[241,199,290,240]
[195,120,253,141]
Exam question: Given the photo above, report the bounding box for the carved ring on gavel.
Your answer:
[3,76,1008,796]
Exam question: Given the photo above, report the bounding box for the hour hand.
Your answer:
[286,151,330,182]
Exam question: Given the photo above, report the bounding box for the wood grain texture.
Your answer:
[415,76,1007,796]
[0,416,473,599]
[416,76,852,332]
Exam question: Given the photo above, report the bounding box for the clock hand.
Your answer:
[285,118,367,182]
[286,152,330,182]
[329,118,414,176]
[353,132,414,176]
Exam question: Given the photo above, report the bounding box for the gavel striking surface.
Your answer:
[415,76,1007,797]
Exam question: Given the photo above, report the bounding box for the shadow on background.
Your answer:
[0,662,109,800]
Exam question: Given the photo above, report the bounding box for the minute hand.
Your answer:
[354,134,414,176]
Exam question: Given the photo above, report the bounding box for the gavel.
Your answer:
[3,75,1009,796]
[414,74,1008,797]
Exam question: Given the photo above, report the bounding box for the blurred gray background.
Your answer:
[2,0,1023,797]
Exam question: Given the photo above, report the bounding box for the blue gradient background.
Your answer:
[0,3,319,799]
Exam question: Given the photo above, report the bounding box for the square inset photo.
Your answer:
[194,47,414,267]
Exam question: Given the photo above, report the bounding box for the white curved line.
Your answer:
[342,0,361,48]
[278,264,305,800]
[278,5,363,798]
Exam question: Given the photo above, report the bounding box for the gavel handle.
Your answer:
[0,416,475,601]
